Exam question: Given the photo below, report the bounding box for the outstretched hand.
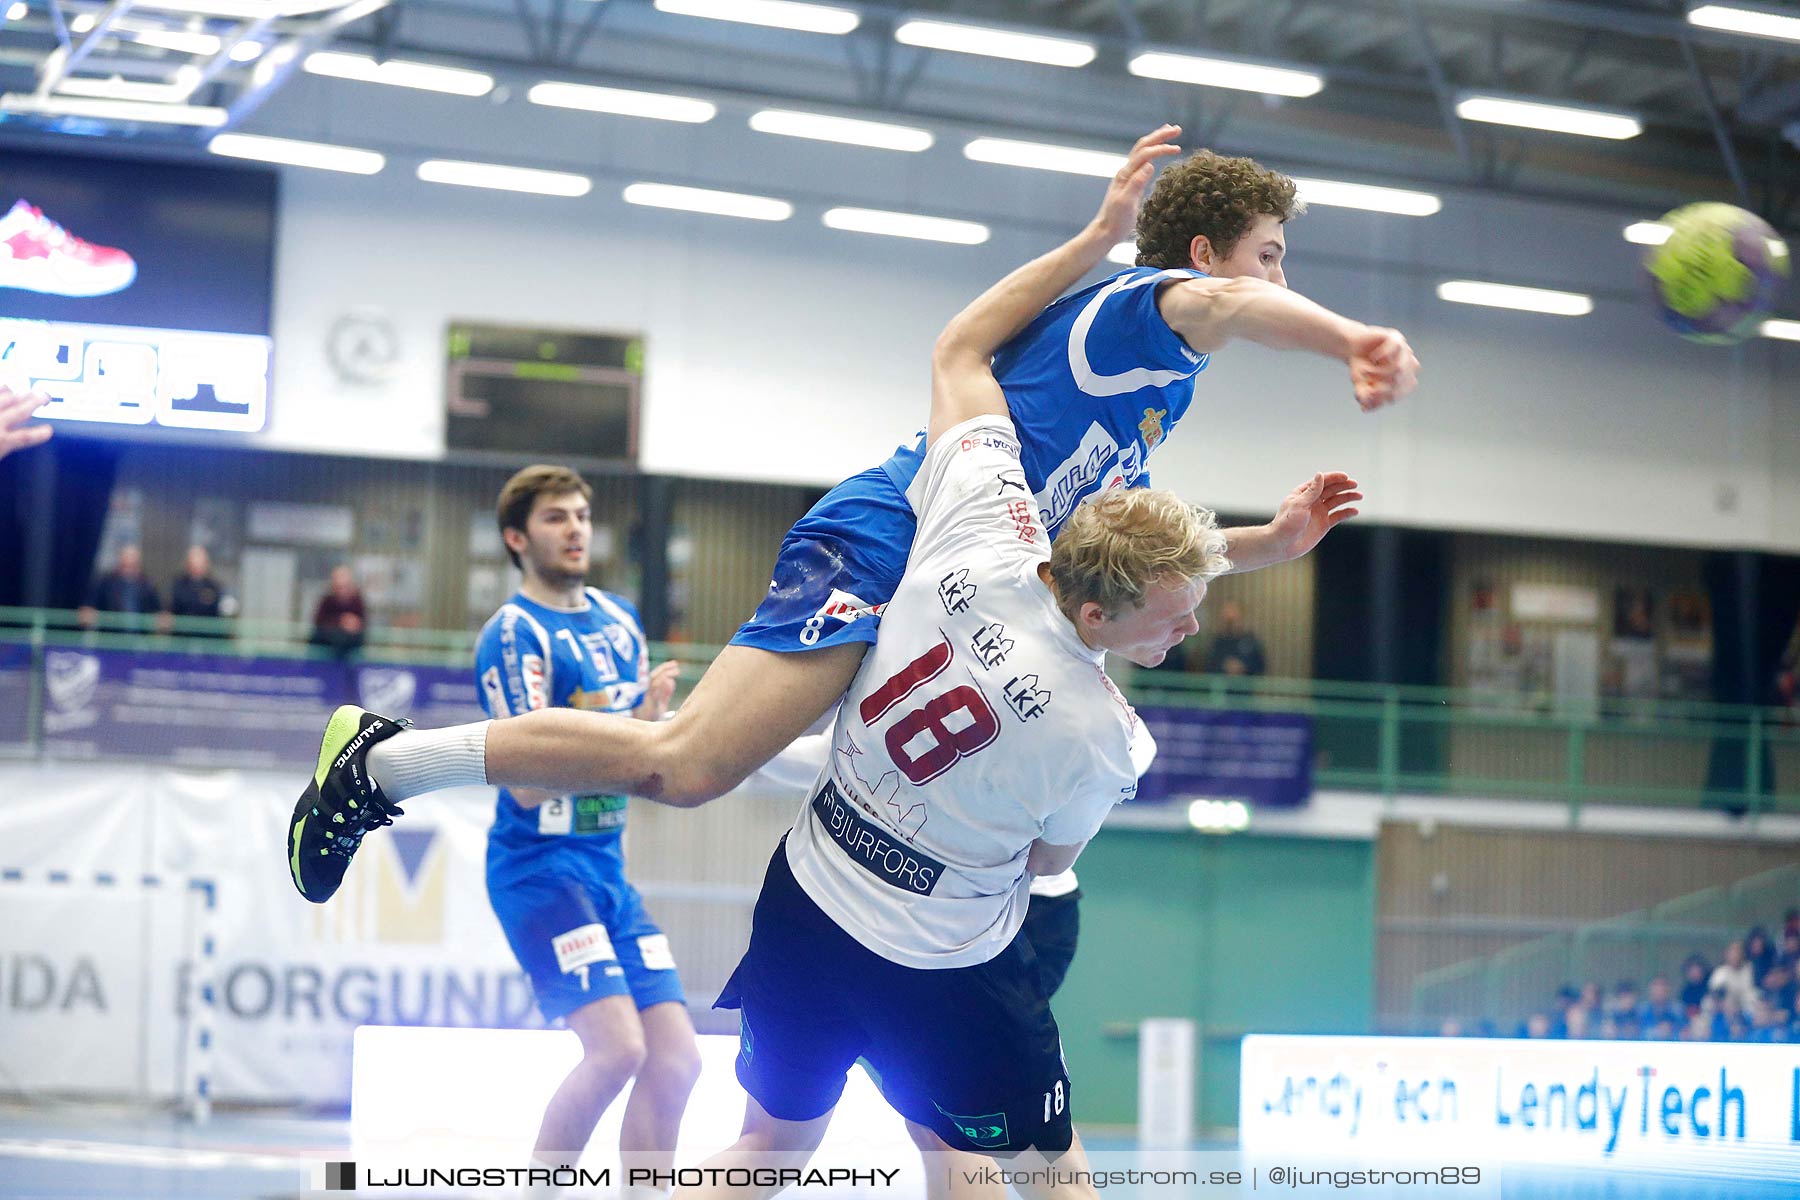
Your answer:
[1347,326,1419,412]
[0,386,52,462]
[637,660,682,723]
[1265,472,1362,562]
[1089,124,1183,249]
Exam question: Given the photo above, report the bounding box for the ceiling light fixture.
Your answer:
[1437,280,1594,316]
[1291,177,1441,216]
[822,207,989,244]
[210,132,386,174]
[652,0,858,35]
[1687,4,1800,43]
[963,136,1123,177]
[894,18,1096,67]
[1455,94,1642,139]
[527,81,716,123]
[749,109,933,152]
[622,182,794,221]
[1128,50,1324,97]
[304,51,494,97]
[417,159,591,196]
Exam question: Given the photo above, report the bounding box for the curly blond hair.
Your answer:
[1048,489,1230,623]
[1135,149,1302,269]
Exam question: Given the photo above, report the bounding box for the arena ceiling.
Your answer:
[5,0,1800,221]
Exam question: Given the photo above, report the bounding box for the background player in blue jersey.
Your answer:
[475,465,699,1189]
[294,126,1415,892]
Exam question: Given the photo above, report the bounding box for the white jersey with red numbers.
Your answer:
[784,414,1155,970]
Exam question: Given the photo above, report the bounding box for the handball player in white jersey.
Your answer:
[658,172,1247,1197]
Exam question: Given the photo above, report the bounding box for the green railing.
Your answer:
[3,606,1797,816]
[1410,863,1800,1030]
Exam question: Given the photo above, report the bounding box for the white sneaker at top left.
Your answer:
[0,199,138,298]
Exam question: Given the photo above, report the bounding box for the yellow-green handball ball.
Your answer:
[1644,202,1791,344]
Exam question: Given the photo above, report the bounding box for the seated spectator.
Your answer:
[1764,961,1797,1024]
[168,545,229,634]
[1748,994,1790,1043]
[1711,991,1750,1042]
[1783,908,1800,945]
[309,565,367,658]
[1523,1012,1552,1039]
[1563,1005,1593,1041]
[1437,1018,1463,1038]
[1681,1004,1714,1042]
[1745,926,1776,985]
[1550,983,1581,1037]
[1709,940,1759,1010]
[1778,929,1800,973]
[1202,600,1267,677]
[78,545,164,631]
[1639,975,1683,1035]
[1679,954,1712,1014]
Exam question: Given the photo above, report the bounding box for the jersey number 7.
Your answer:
[860,636,1000,786]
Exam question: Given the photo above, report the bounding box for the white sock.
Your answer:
[366,722,490,800]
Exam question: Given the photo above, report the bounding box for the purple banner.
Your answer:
[1134,706,1314,809]
[37,647,485,768]
[0,642,32,749]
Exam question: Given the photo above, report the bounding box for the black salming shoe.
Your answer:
[287,705,411,903]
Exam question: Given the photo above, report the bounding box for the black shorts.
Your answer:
[717,842,1074,1156]
[1020,888,1080,998]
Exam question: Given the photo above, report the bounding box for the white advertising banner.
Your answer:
[0,764,525,1105]
[1241,1035,1800,1181]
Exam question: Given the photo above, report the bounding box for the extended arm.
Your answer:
[928,125,1182,443]
[1157,278,1419,411]
[1219,471,1364,573]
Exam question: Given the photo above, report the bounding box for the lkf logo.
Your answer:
[938,569,977,616]
[43,650,99,717]
[1004,675,1052,721]
[356,668,417,718]
[970,623,1013,669]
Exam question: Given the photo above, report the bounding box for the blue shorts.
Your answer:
[487,862,686,1025]
[730,465,917,654]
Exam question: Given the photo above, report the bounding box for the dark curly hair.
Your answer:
[1134,149,1302,269]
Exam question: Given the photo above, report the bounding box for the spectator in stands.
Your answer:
[1680,954,1712,1014]
[78,545,164,631]
[310,565,367,658]
[1640,975,1683,1039]
[1776,613,1799,711]
[1748,994,1790,1042]
[1681,999,1714,1042]
[1549,984,1581,1037]
[1762,960,1796,1026]
[1711,990,1750,1042]
[1783,908,1799,944]
[1778,929,1800,973]
[168,545,229,634]
[1603,981,1640,1039]
[1710,940,1759,1010]
[1524,1013,1552,1039]
[1745,926,1776,986]
[1202,600,1267,677]
[1564,1004,1593,1041]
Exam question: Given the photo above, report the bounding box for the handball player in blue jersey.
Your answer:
[471,465,699,1184]
[289,126,1417,889]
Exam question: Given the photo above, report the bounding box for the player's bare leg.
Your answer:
[485,642,866,806]
[618,1001,702,1187]
[534,995,648,1166]
[669,1095,832,1200]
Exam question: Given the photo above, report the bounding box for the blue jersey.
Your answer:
[474,588,649,876]
[878,266,1208,537]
